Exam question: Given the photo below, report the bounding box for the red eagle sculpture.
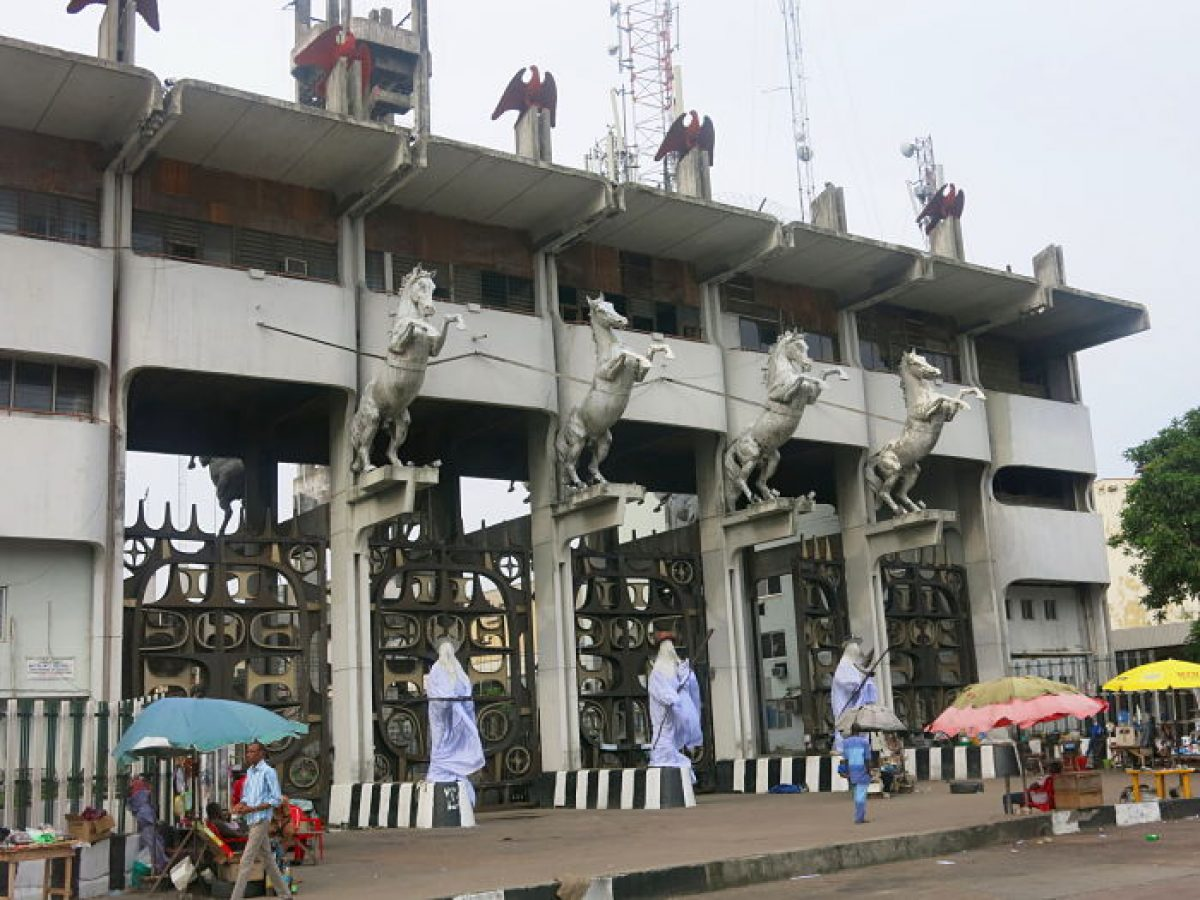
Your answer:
[491,66,558,127]
[292,25,373,101]
[66,0,160,31]
[916,183,965,235]
[654,111,715,163]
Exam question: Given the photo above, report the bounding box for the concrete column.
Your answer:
[514,110,553,163]
[675,151,712,201]
[835,450,892,702]
[810,184,847,233]
[527,415,579,771]
[930,217,965,261]
[957,466,1006,681]
[327,396,374,784]
[695,432,758,759]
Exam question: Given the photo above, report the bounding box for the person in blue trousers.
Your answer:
[842,723,872,824]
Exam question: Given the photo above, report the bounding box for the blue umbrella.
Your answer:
[113,697,308,764]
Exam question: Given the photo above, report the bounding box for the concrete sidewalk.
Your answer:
[291,774,1073,899]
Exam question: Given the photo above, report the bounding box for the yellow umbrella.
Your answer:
[1102,658,1200,692]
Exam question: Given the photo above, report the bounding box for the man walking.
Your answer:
[841,723,872,824]
[230,741,292,899]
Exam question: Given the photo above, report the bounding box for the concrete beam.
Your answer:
[534,183,622,254]
[862,509,957,559]
[698,223,787,286]
[553,483,646,538]
[839,255,933,313]
[338,135,422,218]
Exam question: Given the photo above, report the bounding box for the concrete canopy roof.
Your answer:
[153,80,409,195]
[386,136,613,244]
[587,184,780,279]
[753,224,918,299]
[0,36,158,147]
[989,286,1150,355]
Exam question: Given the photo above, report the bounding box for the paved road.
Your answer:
[700,819,1200,899]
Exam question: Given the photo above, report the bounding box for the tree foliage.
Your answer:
[1110,408,1200,614]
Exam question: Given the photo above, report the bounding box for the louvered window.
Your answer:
[365,250,386,291]
[0,355,94,417]
[0,188,99,247]
[387,257,533,313]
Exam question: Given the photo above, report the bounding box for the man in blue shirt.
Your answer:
[229,741,292,899]
[841,724,873,824]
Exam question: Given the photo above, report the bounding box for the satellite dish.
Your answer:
[797,144,813,162]
[900,142,916,158]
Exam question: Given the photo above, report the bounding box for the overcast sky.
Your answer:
[6,1,1196,522]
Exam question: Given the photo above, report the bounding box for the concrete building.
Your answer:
[0,7,1149,810]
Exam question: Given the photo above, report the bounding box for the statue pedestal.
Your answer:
[544,765,695,810]
[553,482,646,539]
[721,495,816,554]
[864,509,956,558]
[350,463,440,506]
[326,779,475,828]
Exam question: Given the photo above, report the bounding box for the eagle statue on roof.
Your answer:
[916,183,965,235]
[292,25,373,103]
[66,0,160,31]
[654,111,715,163]
[491,66,558,127]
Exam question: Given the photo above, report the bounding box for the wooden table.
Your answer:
[1126,767,1196,802]
[0,842,77,900]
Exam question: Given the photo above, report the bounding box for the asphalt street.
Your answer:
[699,819,1200,899]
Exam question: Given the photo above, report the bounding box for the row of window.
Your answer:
[0,356,95,417]
[365,253,536,314]
[558,286,703,339]
[132,212,339,283]
[1006,596,1059,621]
[0,189,100,247]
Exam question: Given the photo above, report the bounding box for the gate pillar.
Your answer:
[329,432,440,785]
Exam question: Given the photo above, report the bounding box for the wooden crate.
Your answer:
[1055,770,1103,810]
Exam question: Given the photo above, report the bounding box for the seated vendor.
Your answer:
[205,802,244,842]
[1004,760,1061,813]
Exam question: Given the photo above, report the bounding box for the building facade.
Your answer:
[0,19,1149,806]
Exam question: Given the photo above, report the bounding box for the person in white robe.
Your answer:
[648,635,703,782]
[830,637,878,752]
[424,638,485,805]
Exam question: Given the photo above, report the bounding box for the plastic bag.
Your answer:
[170,857,197,890]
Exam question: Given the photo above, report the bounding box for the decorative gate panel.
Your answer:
[572,533,714,786]
[882,556,975,732]
[750,538,848,753]
[123,507,329,803]
[369,520,539,805]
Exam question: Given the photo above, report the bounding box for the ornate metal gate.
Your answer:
[572,528,714,786]
[369,518,539,805]
[882,555,975,731]
[122,506,330,803]
[749,537,848,753]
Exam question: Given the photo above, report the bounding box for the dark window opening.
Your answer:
[1044,598,1058,621]
[993,466,1084,511]
[365,250,386,292]
[0,356,95,417]
[0,188,100,247]
[1020,598,1035,620]
[760,630,787,659]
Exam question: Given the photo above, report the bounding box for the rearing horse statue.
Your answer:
[556,294,669,492]
[350,265,463,474]
[865,350,985,514]
[724,331,845,513]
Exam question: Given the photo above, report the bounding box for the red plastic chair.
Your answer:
[292,808,325,864]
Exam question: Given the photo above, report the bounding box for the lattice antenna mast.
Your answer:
[780,0,816,218]
[901,135,941,215]
[612,2,680,189]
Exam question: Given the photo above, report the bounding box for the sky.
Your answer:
[5,0,1196,523]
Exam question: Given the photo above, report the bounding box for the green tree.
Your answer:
[1110,408,1200,616]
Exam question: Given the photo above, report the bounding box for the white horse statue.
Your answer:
[188,456,244,535]
[724,331,844,512]
[865,350,985,514]
[556,294,670,492]
[349,265,463,474]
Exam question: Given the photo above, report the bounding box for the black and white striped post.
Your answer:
[328,780,476,828]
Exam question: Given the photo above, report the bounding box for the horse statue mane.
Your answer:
[349,263,463,474]
[865,349,985,514]
[723,330,845,512]
[555,293,671,493]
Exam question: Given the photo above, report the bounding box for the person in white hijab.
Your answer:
[830,637,878,752]
[424,637,485,805]
[648,632,703,782]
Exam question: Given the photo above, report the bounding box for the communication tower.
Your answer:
[900,135,942,216]
[607,1,680,189]
[779,0,816,218]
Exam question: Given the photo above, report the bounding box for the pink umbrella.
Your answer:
[927,676,1108,738]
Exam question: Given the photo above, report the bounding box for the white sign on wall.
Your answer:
[26,657,76,680]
